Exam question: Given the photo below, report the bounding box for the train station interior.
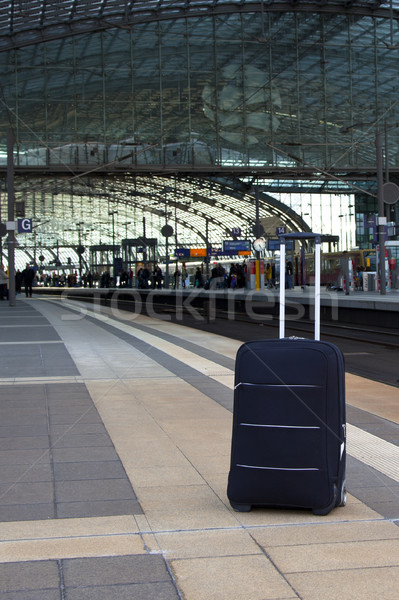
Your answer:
[1,0,399,278]
[0,1,399,599]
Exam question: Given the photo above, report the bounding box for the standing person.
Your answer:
[154,265,163,289]
[15,269,23,294]
[141,265,150,289]
[173,266,181,289]
[285,260,293,289]
[182,267,189,288]
[236,263,245,288]
[194,267,203,288]
[0,263,8,300]
[229,263,237,289]
[266,263,272,287]
[21,263,35,298]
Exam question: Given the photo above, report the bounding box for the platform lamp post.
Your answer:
[161,186,173,288]
[6,128,16,307]
[205,217,210,280]
[375,130,399,294]
[376,132,387,295]
[124,221,132,271]
[109,210,117,253]
[108,210,117,278]
[76,222,84,283]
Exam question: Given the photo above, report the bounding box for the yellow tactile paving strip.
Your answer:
[1,298,399,600]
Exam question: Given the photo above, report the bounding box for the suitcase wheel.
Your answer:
[338,482,347,507]
[230,502,252,513]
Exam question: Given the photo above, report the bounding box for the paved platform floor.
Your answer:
[0,296,398,599]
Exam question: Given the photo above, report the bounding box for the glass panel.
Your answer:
[1,8,399,174]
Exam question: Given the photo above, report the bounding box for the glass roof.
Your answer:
[9,172,309,248]
[0,0,395,51]
[1,0,397,263]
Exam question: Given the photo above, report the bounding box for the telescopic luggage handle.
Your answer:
[279,233,321,341]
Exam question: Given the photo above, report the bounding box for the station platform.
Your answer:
[0,296,398,599]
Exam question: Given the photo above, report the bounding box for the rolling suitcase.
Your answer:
[227,233,346,515]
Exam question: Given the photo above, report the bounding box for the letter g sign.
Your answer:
[17,218,33,233]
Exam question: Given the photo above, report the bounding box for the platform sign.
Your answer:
[231,227,242,237]
[223,239,251,253]
[190,248,207,257]
[268,238,293,252]
[17,218,33,233]
[175,248,190,258]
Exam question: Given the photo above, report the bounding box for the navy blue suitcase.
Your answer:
[227,233,346,515]
[227,338,346,515]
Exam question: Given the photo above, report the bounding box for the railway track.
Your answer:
[134,300,399,388]
[40,290,399,387]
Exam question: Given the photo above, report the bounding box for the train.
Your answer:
[109,247,379,289]
[171,248,377,288]
[298,248,377,288]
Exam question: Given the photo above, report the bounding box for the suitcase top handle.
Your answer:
[278,232,321,341]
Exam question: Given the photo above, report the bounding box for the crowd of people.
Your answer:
[0,263,38,299]
[0,259,283,296]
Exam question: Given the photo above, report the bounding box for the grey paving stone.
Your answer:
[65,582,180,600]
[62,555,171,586]
[349,485,399,503]
[48,403,98,416]
[0,404,46,415]
[57,498,142,518]
[55,479,136,503]
[347,455,396,487]
[0,326,142,523]
[0,590,61,600]
[0,316,49,326]
[0,449,51,465]
[48,395,93,406]
[50,434,113,448]
[0,396,45,406]
[0,436,49,451]
[0,387,47,401]
[49,412,103,425]
[347,405,399,446]
[47,397,91,407]
[46,381,90,398]
[361,502,399,520]
[358,423,399,445]
[53,461,127,481]
[50,423,107,437]
[40,345,79,371]
[0,345,48,360]
[0,561,60,593]
[0,463,53,483]
[0,503,55,521]
[0,326,60,343]
[0,413,48,426]
[0,425,49,437]
[0,482,54,505]
[347,456,399,519]
[51,446,119,463]
[0,343,78,377]
[45,384,88,396]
